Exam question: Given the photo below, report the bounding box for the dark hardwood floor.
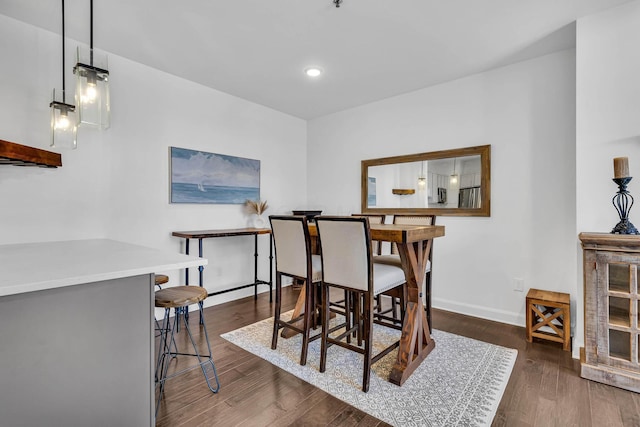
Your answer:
[155,287,640,426]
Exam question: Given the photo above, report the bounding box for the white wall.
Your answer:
[308,50,577,331]
[575,0,640,356]
[0,14,307,307]
[0,15,110,243]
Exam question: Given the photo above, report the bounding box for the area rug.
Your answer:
[221,313,517,427]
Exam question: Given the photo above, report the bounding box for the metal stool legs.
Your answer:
[155,303,220,417]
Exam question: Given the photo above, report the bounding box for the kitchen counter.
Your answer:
[0,238,206,296]
[0,239,206,426]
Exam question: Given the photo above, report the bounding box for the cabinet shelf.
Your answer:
[609,298,631,327]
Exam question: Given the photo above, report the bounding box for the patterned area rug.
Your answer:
[221,313,517,427]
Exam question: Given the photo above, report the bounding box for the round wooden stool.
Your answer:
[155,286,220,416]
[155,274,169,287]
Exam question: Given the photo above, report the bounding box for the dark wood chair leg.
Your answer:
[271,273,282,350]
[425,272,432,333]
[320,283,330,373]
[356,292,363,346]
[345,290,352,344]
[362,291,373,393]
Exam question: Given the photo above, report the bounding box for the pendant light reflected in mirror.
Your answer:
[418,161,426,188]
[50,0,77,149]
[74,0,110,129]
[450,158,458,184]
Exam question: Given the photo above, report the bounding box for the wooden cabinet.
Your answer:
[579,233,640,393]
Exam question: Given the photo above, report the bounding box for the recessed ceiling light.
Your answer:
[305,67,323,77]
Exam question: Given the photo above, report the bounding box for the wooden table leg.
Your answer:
[281,281,333,339]
[389,239,436,386]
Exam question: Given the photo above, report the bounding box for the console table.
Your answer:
[172,228,273,322]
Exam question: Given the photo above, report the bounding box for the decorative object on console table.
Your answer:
[291,210,322,222]
[245,199,269,228]
[611,157,639,234]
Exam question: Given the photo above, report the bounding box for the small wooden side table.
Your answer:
[526,288,571,351]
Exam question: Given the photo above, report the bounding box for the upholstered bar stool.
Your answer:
[155,286,220,415]
[316,216,406,392]
[269,215,323,366]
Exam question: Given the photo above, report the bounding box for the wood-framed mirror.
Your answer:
[361,145,491,217]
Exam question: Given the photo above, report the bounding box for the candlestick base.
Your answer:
[612,219,639,235]
[611,177,639,235]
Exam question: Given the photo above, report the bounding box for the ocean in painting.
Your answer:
[171,183,259,204]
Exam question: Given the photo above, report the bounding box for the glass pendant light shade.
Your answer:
[50,89,77,149]
[74,47,110,129]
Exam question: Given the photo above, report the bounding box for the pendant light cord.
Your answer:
[61,0,66,102]
[90,0,94,65]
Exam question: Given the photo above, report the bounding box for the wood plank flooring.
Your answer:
[155,287,640,426]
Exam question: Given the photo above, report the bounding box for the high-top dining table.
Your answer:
[303,222,445,386]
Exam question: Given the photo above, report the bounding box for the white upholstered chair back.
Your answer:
[316,217,371,292]
[390,215,435,255]
[270,216,310,278]
[352,214,385,255]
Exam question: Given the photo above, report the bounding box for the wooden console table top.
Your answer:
[172,227,271,239]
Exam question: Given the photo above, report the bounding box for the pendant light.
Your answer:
[74,0,110,129]
[50,0,77,149]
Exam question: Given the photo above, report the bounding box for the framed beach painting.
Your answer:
[170,147,260,204]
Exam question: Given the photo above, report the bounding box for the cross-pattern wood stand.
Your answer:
[526,288,571,351]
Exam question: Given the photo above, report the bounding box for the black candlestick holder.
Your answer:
[612,177,639,234]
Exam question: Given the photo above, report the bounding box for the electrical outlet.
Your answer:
[513,278,524,292]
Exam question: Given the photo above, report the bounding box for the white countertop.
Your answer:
[0,239,207,297]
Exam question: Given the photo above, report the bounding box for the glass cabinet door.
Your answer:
[596,254,639,370]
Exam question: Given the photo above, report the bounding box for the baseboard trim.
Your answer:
[433,297,524,327]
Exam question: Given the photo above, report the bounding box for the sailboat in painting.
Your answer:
[198,182,206,192]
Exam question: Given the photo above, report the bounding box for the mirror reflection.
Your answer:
[361,145,490,217]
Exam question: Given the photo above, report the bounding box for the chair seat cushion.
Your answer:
[373,254,431,272]
[373,263,406,295]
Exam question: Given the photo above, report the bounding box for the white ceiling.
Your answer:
[0,0,633,119]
